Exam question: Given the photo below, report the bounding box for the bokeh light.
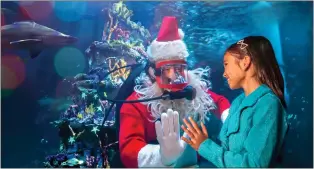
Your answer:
[53,1,87,22]
[54,47,86,78]
[1,11,5,26]
[19,1,54,21]
[1,65,18,89]
[1,55,26,97]
[1,89,14,98]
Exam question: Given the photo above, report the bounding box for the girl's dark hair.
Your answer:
[226,36,287,108]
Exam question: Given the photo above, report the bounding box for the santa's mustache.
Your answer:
[134,67,216,122]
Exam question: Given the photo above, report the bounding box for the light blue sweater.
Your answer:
[198,84,288,168]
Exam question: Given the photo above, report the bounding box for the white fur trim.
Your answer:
[147,39,189,62]
[178,28,184,39]
[221,108,229,123]
[137,144,173,167]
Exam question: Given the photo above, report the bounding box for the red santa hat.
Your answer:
[147,16,189,62]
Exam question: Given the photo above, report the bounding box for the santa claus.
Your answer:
[119,16,230,168]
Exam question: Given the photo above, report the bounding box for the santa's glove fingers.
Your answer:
[155,120,163,144]
[159,110,186,166]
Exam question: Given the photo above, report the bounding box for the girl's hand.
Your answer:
[181,117,208,151]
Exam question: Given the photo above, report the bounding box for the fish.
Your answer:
[61,158,84,167]
[1,21,78,60]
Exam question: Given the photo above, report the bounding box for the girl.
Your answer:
[181,36,288,168]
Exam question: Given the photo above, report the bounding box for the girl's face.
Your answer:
[223,52,246,90]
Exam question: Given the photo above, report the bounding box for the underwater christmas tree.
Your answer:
[44,1,150,168]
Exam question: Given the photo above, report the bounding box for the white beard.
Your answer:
[134,67,217,123]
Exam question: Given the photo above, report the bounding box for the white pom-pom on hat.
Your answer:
[178,28,185,39]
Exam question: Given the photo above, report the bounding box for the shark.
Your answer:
[1,5,78,60]
[1,20,78,59]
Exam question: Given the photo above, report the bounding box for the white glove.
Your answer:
[155,109,187,166]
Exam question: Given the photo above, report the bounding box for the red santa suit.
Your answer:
[119,91,230,168]
[118,16,231,168]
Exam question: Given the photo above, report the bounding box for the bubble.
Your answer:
[287,114,293,120]
[41,138,48,144]
[54,47,86,78]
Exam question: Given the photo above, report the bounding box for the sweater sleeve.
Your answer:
[207,90,231,122]
[197,98,285,168]
[119,94,171,168]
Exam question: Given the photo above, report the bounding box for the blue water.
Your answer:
[1,1,313,167]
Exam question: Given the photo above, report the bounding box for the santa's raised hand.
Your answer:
[155,109,186,166]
